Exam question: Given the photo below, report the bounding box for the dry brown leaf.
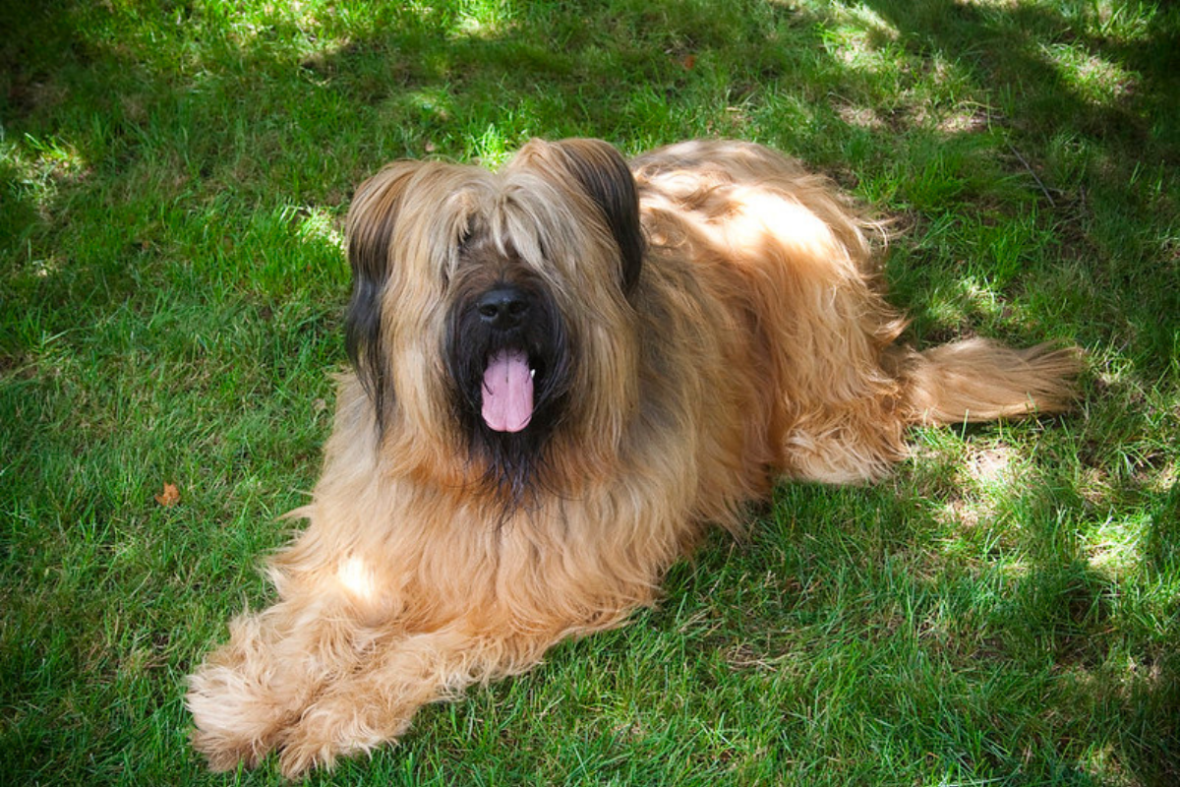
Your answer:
[155,482,180,507]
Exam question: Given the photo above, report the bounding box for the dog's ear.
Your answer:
[520,138,645,294]
[344,162,424,425]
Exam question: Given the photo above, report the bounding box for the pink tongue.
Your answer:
[481,349,534,433]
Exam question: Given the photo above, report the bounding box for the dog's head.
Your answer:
[343,138,644,502]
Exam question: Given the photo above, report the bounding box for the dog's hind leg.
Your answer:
[777,339,1080,485]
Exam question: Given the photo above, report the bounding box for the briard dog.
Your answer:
[188,139,1078,776]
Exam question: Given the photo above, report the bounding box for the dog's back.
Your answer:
[632,140,1078,485]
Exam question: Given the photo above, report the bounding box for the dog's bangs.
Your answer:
[426,178,498,283]
[493,174,609,285]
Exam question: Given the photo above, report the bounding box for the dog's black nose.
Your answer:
[476,286,530,330]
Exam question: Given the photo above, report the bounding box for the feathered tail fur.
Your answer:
[894,339,1081,426]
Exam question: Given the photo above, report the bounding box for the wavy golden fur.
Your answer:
[187,139,1079,776]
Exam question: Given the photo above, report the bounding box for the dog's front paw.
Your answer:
[278,691,411,778]
[187,614,316,773]
[187,659,297,771]
[189,723,268,773]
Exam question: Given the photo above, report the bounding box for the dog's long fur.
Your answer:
[187,139,1079,776]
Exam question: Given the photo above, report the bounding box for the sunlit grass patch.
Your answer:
[1041,41,1138,106]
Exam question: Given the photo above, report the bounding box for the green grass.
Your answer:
[2,0,1178,784]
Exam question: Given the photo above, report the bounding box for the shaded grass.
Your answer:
[2,0,1179,784]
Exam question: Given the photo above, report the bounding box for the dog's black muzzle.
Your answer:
[445,277,574,502]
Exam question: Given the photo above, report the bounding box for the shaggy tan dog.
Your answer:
[187,139,1077,776]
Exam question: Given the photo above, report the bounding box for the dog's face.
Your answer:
[343,139,645,501]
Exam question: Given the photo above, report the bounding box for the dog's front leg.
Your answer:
[276,623,530,777]
[187,602,329,771]
[188,582,395,772]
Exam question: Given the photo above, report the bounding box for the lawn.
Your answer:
[2,1,1178,784]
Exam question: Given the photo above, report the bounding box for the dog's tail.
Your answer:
[893,339,1082,426]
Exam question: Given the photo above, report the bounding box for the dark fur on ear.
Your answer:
[515,138,645,293]
[343,162,424,427]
